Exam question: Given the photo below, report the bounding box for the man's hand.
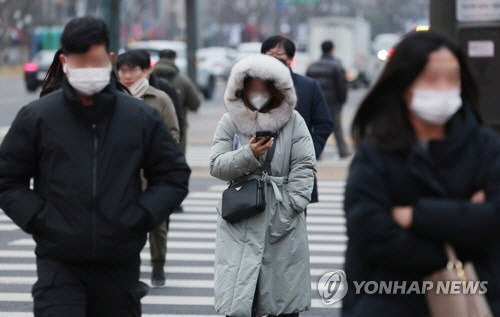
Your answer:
[392,206,413,229]
[249,137,273,158]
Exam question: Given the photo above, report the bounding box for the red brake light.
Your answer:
[24,62,39,72]
[388,48,395,58]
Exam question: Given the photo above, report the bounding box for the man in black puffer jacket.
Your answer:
[307,40,350,158]
[0,16,190,317]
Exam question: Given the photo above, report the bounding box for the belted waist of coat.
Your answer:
[231,173,289,202]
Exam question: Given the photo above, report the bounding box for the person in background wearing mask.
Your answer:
[306,40,350,158]
[136,49,185,146]
[0,16,190,316]
[117,50,179,142]
[210,54,316,317]
[261,35,333,208]
[117,50,180,288]
[344,31,500,316]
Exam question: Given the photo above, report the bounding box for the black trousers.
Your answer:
[33,254,146,317]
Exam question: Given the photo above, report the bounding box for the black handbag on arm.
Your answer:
[221,136,278,224]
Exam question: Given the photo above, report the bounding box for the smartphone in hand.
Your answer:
[255,130,273,142]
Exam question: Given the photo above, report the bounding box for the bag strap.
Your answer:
[444,242,468,282]
[444,243,459,263]
[261,133,279,175]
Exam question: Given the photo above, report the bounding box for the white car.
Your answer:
[197,47,237,79]
[126,40,216,99]
[236,42,263,60]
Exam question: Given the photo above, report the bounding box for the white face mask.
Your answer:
[63,63,112,96]
[248,92,270,111]
[410,88,462,125]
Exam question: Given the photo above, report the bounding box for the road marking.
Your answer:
[8,238,347,252]
[0,293,341,309]
[0,250,345,264]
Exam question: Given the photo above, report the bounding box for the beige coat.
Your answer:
[142,85,180,143]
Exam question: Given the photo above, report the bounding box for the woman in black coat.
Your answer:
[343,31,500,316]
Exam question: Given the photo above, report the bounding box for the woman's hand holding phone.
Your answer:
[249,136,273,158]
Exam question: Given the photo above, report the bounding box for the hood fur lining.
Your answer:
[224,54,297,136]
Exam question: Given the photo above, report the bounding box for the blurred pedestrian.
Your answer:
[0,16,191,316]
[117,50,179,142]
[135,49,185,142]
[154,49,201,214]
[154,49,201,155]
[261,35,333,206]
[210,54,316,317]
[307,40,351,158]
[344,31,500,316]
[117,50,181,288]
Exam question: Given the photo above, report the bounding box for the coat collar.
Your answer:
[62,77,117,123]
[224,54,296,136]
[406,107,479,196]
[156,58,179,76]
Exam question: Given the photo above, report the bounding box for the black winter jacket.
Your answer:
[292,72,334,203]
[149,73,185,137]
[0,78,191,263]
[343,108,500,316]
[306,55,347,109]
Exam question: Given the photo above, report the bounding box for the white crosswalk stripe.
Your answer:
[0,292,341,308]
[0,182,346,315]
[8,238,347,252]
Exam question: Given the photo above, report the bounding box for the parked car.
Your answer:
[126,40,216,99]
[370,33,401,83]
[197,47,237,79]
[236,42,262,60]
[23,49,57,92]
[372,33,401,62]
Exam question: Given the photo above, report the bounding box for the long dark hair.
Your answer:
[40,49,64,96]
[351,31,479,150]
[240,77,285,113]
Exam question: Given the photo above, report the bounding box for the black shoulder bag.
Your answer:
[221,137,278,224]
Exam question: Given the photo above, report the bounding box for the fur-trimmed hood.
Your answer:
[224,54,297,136]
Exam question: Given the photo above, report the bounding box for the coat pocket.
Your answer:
[282,190,299,219]
[116,203,153,234]
[269,192,299,242]
[34,203,84,241]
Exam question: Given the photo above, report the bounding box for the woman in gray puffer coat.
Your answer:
[209,54,317,317]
